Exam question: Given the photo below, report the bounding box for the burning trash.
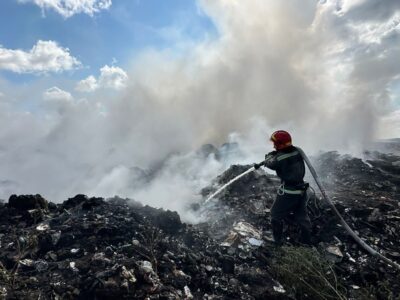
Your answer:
[0,150,400,299]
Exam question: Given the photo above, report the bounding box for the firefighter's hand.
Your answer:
[264,151,278,170]
[265,151,277,158]
[253,162,263,170]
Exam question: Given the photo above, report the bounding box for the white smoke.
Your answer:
[0,0,399,221]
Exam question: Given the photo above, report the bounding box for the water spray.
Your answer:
[297,147,400,271]
[204,165,259,204]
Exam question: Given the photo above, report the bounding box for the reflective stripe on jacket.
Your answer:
[264,146,305,188]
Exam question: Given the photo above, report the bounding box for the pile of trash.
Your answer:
[0,194,286,299]
[0,150,400,299]
[202,151,400,298]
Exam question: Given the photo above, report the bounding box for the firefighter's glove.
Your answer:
[265,151,277,159]
[253,162,264,170]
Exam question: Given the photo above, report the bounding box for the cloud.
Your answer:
[43,86,73,101]
[99,65,128,89]
[18,0,112,18]
[0,40,81,74]
[76,65,128,92]
[75,75,98,92]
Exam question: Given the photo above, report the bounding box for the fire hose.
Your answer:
[204,148,400,270]
[298,147,400,270]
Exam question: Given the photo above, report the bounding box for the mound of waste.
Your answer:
[0,194,286,299]
[1,151,400,299]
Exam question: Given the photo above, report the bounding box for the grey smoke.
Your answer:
[0,0,399,221]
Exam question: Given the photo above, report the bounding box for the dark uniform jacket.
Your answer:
[264,146,306,190]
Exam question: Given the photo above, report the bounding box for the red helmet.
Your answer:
[270,130,292,150]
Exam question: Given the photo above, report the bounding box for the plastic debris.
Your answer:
[19,259,34,267]
[325,245,344,262]
[221,221,262,249]
[36,223,50,231]
[233,221,262,239]
[69,262,79,273]
[121,266,137,283]
[273,284,286,293]
[248,237,263,246]
[139,261,153,273]
[184,285,194,299]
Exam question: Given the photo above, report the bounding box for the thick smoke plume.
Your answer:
[0,0,399,221]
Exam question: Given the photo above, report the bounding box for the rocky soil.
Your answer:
[0,151,399,299]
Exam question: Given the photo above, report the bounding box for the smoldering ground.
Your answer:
[0,0,399,222]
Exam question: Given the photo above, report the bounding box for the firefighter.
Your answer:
[254,130,311,245]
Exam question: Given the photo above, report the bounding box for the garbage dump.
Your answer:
[0,150,400,299]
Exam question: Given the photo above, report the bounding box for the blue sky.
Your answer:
[0,0,216,83]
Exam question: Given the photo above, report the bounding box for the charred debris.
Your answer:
[0,149,400,299]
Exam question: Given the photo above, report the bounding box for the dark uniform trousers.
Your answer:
[271,191,311,245]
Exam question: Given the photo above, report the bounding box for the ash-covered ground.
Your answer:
[0,148,400,299]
